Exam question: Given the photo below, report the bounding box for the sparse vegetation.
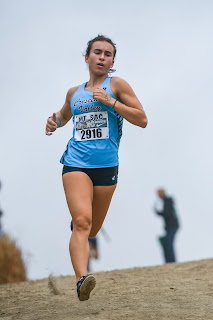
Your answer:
[0,234,27,284]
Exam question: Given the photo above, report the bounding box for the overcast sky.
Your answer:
[0,0,213,280]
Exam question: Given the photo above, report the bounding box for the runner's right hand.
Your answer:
[46,113,57,136]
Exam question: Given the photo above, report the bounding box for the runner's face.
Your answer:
[85,41,114,75]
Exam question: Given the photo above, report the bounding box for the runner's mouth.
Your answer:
[97,63,104,67]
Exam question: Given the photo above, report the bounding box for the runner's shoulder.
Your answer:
[110,77,132,95]
[67,85,81,102]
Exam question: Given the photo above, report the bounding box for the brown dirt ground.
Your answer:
[0,259,213,320]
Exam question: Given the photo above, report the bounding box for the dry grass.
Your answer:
[0,233,27,284]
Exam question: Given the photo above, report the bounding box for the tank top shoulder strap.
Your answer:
[100,76,116,99]
[76,82,87,94]
[100,76,111,89]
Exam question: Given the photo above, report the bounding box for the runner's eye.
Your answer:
[105,51,112,57]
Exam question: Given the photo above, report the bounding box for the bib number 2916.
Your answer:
[81,128,102,140]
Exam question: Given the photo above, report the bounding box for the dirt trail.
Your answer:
[0,259,213,320]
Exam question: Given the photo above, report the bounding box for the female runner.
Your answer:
[45,35,148,301]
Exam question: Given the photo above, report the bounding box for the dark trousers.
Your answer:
[159,227,178,263]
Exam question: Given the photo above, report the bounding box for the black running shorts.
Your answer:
[62,165,118,186]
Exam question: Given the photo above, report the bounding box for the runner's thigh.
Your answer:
[62,172,93,223]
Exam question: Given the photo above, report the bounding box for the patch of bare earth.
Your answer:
[0,259,213,320]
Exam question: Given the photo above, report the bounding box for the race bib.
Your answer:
[74,111,109,141]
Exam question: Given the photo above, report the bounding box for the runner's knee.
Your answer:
[74,215,92,232]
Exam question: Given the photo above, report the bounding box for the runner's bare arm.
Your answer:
[93,78,147,128]
[46,86,79,136]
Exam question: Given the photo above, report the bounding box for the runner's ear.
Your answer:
[85,56,89,64]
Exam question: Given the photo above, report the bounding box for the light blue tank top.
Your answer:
[60,77,123,168]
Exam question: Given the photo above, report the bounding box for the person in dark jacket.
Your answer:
[154,188,179,263]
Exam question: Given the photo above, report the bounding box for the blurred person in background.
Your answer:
[154,188,179,263]
[87,227,110,272]
[87,237,98,272]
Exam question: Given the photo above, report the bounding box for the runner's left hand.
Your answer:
[93,88,113,106]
